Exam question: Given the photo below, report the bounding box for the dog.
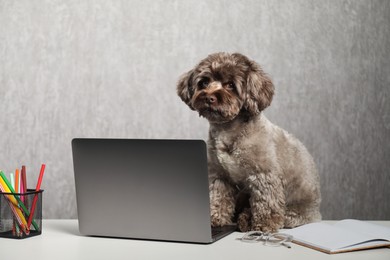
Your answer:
[176,52,321,233]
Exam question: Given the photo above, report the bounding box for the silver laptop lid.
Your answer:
[72,138,214,243]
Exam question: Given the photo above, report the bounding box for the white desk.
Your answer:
[1,220,389,260]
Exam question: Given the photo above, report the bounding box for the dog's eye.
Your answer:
[198,79,209,89]
[226,82,236,90]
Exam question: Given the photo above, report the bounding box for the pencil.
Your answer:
[14,169,21,236]
[9,172,16,236]
[19,167,26,236]
[0,177,29,235]
[15,169,20,193]
[0,172,21,207]
[21,165,27,202]
[27,164,45,231]
[10,173,14,190]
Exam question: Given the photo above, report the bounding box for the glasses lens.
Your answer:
[241,231,264,243]
[265,233,293,247]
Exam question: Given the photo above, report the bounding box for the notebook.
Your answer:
[71,138,236,243]
[283,219,390,254]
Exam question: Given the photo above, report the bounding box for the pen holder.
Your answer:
[0,189,43,239]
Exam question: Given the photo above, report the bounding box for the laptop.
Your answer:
[72,138,236,243]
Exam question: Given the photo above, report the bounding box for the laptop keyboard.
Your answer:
[212,227,224,237]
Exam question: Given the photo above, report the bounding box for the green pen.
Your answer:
[0,171,40,231]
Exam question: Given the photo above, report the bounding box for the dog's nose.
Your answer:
[206,95,217,104]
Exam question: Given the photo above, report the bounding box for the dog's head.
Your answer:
[177,52,274,124]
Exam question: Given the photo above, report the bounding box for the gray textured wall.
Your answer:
[1,0,389,220]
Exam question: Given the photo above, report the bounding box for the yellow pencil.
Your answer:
[0,177,19,206]
[0,177,29,235]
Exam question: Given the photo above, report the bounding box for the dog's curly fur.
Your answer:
[177,52,321,232]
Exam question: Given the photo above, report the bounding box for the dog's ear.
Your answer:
[244,61,274,115]
[177,69,195,110]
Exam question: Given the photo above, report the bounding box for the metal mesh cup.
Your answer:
[0,189,43,239]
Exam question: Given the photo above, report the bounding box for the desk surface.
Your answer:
[1,220,389,260]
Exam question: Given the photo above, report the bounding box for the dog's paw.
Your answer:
[211,216,233,227]
[251,214,284,233]
[251,223,277,233]
[237,208,251,232]
[210,196,235,227]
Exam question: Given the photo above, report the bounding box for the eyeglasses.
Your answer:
[238,231,293,248]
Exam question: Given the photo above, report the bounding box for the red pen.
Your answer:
[27,164,46,231]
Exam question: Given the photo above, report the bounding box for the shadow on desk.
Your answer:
[46,219,81,236]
